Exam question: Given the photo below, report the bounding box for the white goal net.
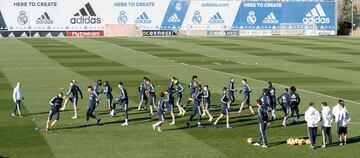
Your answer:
[280,23,318,36]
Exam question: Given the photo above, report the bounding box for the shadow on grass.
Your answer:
[52,115,154,131]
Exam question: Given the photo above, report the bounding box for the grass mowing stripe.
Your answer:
[52,38,360,158]
[20,38,170,103]
[172,37,360,84]
[214,37,360,64]
[106,38,359,104]
[0,70,54,158]
[83,39,360,157]
[18,39,228,158]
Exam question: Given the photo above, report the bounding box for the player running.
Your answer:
[112,82,129,126]
[186,83,203,128]
[289,86,301,122]
[174,78,185,116]
[237,79,255,116]
[85,86,101,127]
[212,87,231,128]
[202,85,214,122]
[182,75,198,111]
[137,77,148,111]
[11,82,24,117]
[103,81,113,113]
[267,81,277,120]
[46,92,64,131]
[61,80,83,119]
[277,88,291,127]
[228,78,237,104]
[152,91,166,132]
[94,79,103,107]
[166,77,176,125]
[201,85,213,122]
[145,79,156,116]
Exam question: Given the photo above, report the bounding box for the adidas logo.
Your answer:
[0,11,7,30]
[208,12,225,24]
[135,12,151,24]
[303,3,330,24]
[262,12,278,24]
[36,12,54,24]
[168,13,180,23]
[70,3,101,24]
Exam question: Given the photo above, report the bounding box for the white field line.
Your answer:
[104,42,360,106]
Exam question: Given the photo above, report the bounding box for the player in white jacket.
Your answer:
[321,102,333,148]
[335,102,351,146]
[332,100,344,121]
[11,82,24,117]
[304,102,321,149]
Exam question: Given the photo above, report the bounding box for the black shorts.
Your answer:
[176,94,182,104]
[114,100,128,110]
[337,126,348,135]
[48,110,60,121]
[70,97,78,105]
[167,102,174,112]
[229,92,235,101]
[149,95,156,105]
[242,94,250,104]
[220,105,229,115]
[139,92,148,101]
[204,99,210,110]
[269,100,276,109]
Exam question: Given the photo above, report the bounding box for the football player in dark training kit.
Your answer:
[61,80,83,119]
[46,92,64,131]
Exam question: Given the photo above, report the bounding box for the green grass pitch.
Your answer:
[0,36,359,158]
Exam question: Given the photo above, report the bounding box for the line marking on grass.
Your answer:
[190,64,360,105]
[93,39,360,106]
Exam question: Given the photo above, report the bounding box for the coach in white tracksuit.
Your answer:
[321,102,333,148]
[11,82,24,117]
[335,102,351,146]
[305,102,321,149]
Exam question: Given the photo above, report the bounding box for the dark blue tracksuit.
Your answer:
[66,84,83,104]
[167,81,175,112]
[189,87,202,123]
[289,92,301,118]
[175,82,184,104]
[242,84,252,104]
[203,89,211,110]
[86,91,99,121]
[278,92,290,116]
[267,86,276,110]
[48,96,63,121]
[104,85,113,108]
[147,83,156,105]
[259,93,270,109]
[229,81,236,102]
[183,79,196,109]
[114,88,129,120]
[220,93,229,115]
[139,81,148,102]
[257,104,269,145]
[157,98,165,121]
[94,83,102,105]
